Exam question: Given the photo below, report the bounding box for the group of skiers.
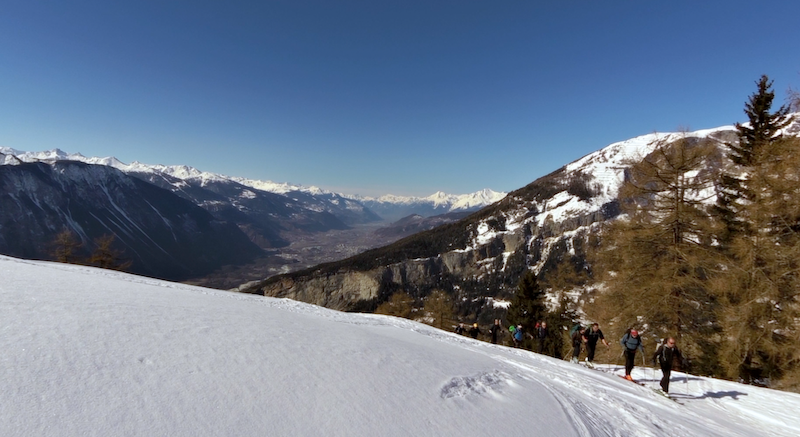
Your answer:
[456,319,687,394]
[509,321,550,353]
[455,319,551,353]
[617,328,687,392]
[570,323,610,366]
[455,319,516,345]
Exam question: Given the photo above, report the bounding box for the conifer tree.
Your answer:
[507,270,547,350]
[52,229,82,264]
[715,75,793,244]
[423,289,456,331]
[711,76,798,383]
[593,133,720,373]
[89,234,132,271]
[540,259,587,358]
[375,292,415,319]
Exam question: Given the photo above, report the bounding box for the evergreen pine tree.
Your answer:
[51,229,82,264]
[711,76,798,384]
[592,133,720,373]
[422,290,456,331]
[507,270,547,350]
[715,75,793,243]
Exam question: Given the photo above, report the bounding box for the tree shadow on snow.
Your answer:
[669,390,748,401]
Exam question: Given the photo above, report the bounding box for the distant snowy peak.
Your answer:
[448,188,508,209]
[229,177,328,196]
[1,147,83,164]
[356,188,507,210]
[0,147,127,170]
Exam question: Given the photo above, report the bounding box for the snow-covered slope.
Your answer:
[2,254,799,437]
[463,120,795,279]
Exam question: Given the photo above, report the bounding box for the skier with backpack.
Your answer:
[536,321,549,355]
[488,319,503,344]
[584,323,610,366]
[652,337,685,393]
[620,329,645,381]
[512,324,525,348]
[570,326,586,363]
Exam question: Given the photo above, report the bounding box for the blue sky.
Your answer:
[2,1,799,197]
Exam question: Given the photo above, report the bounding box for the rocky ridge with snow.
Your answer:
[0,146,507,220]
[248,119,799,315]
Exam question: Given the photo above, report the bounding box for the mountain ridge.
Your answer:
[245,118,799,314]
[0,146,507,283]
[0,146,507,215]
[0,160,264,280]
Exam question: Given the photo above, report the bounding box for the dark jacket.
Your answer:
[536,326,548,340]
[572,331,585,347]
[653,344,685,370]
[585,329,604,346]
[489,325,502,341]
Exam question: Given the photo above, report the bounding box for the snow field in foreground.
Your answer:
[2,255,799,436]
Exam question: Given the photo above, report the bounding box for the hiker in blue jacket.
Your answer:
[512,324,525,348]
[620,329,645,380]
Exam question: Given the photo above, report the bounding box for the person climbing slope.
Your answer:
[570,326,586,363]
[620,329,644,381]
[652,337,685,393]
[584,323,610,366]
[488,319,503,344]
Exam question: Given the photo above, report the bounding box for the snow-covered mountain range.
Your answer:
[355,188,507,222]
[0,146,506,282]
[0,146,507,219]
[4,253,800,436]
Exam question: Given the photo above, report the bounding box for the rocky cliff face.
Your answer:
[250,197,606,312]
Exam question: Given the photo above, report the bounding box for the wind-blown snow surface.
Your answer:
[2,255,799,437]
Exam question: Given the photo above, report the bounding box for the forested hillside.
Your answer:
[249,76,800,391]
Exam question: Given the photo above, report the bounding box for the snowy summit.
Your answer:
[2,255,799,436]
